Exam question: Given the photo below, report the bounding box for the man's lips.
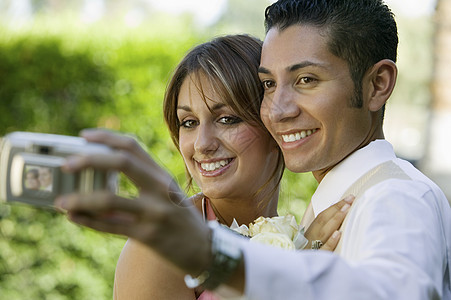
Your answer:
[280,129,318,143]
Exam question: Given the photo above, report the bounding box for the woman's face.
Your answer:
[177,74,280,200]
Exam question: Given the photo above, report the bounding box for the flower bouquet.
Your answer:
[230,215,308,250]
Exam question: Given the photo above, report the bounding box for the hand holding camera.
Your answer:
[0,131,117,208]
[53,129,209,276]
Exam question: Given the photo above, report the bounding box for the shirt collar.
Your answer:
[311,139,396,217]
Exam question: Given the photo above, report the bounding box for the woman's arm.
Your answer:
[69,130,199,300]
[114,239,196,300]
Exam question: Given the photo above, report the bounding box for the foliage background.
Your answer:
[0,2,432,299]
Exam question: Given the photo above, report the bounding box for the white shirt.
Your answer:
[241,140,451,299]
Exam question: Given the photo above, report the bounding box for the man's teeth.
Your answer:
[282,129,317,143]
[201,159,231,172]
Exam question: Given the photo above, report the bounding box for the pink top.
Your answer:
[197,198,221,300]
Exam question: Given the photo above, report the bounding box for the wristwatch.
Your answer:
[184,220,243,290]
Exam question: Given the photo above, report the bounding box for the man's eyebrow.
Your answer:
[288,61,327,72]
[258,66,271,74]
[258,61,327,75]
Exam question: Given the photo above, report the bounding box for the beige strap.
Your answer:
[334,160,411,254]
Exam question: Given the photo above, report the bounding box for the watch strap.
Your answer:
[184,220,243,290]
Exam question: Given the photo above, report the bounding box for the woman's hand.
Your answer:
[304,195,354,251]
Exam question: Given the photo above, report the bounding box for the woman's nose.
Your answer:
[194,125,219,154]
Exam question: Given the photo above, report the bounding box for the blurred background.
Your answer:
[0,0,449,299]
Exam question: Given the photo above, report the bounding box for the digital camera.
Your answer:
[0,132,117,208]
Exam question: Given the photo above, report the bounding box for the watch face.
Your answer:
[184,221,243,290]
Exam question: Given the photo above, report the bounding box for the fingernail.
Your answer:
[344,195,355,204]
[55,196,68,210]
[80,129,94,138]
[62,157,78,172]
[341,203,350,212]
[332,231,340,239]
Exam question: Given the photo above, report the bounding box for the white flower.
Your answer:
[250,232,296,250]
[249,215,299,240]
[231,214,308,251]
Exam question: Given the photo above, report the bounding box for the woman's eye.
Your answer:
[262,80,276,90]
[218,116,242,125]
[180,119,198,128]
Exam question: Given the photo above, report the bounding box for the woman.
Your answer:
[25,168,40,190]
[58,35,352,299]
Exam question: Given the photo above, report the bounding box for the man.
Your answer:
[57,0,451,299]
[39,167,53,191]
[245,0,451,298]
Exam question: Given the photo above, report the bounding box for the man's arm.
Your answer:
[240,180,447,299]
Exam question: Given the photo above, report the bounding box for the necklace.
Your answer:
[203,197,228,225]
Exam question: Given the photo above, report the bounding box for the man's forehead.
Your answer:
[260,25,330,67]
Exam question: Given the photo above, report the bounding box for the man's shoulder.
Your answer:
[356,158,448,210]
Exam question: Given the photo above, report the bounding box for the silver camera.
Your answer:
[0,132,117,208]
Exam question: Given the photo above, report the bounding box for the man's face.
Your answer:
[39,167,52,188]
[259,25,374,182]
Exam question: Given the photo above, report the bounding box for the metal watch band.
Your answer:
[184,220,243,291]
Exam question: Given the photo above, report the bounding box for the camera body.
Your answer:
[0,132,117,208]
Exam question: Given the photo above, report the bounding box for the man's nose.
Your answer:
[261,87,301,123]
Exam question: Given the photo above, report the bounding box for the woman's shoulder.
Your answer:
[188,192,204,213]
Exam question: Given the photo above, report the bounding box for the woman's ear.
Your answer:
[366,59,397,112]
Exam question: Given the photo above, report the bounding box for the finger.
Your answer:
[320,230,341,252]
[316,195,354,222]
[304,195,354,246]
[67,211,146,237]
[322,197,353,228]
[81,129,152,162]
[310,195,354,230]
[314,200,352,242]
[63,150,173,192]
[55,191,147,216]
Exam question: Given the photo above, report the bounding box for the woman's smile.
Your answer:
[196,158,235,176]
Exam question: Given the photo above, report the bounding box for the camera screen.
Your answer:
[24,165,53,193]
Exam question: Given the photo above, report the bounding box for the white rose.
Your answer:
[249,215,299,240]
[250,232,296,250]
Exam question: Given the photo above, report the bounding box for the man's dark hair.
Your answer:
[264,0,398,108]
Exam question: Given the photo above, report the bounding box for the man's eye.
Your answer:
[262,80,276,90]
[218,116,242,125]
[180,119,198,128]
[297,77,317,85]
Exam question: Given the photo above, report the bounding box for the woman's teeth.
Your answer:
[282,129,317,143]
[200,159,231,171]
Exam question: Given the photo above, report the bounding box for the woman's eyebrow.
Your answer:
[177,103,226,112]
[177,105,191,112]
